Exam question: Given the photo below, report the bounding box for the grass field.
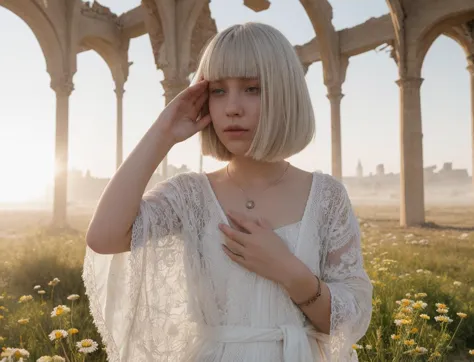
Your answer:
[0,204,473,361]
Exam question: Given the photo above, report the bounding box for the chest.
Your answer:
[203,173,314,231]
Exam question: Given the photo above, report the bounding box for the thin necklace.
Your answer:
[226,162,290,210]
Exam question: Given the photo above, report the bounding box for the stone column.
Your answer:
[50,75,74,229]
[468,55,474,187]
[114,83,125,170]
[396,77,425,227]
[327,87,344,180]
[160,77,189,179]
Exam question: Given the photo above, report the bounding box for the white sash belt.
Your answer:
[201,324,330,361]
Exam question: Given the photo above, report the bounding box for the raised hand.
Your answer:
[156,79,211,144]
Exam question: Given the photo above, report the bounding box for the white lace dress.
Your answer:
[82,171,373,362]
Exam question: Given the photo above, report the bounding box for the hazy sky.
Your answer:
[0,0,472,202]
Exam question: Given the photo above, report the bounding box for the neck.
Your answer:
[227,156,289,188]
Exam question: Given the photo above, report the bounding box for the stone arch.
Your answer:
[414,5,474,73]
[444,27,474,58]
[79,35,129,85]
[299,0,341,87]
[0,0,64,74]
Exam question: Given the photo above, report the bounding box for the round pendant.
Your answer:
[245,200,255,209]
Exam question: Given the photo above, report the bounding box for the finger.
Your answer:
[193,88,209,109]
[223,237,246,256]
[218,223,247,246]
[222,244,245,263]
[194,114,212,131]
[180,80,208,101]
[227,211,259,234]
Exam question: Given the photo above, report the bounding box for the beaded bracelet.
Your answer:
[293,274,322,308]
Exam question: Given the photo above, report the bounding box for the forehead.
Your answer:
[209,77,259,84]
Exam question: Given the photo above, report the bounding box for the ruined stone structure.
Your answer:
[0,0,473,228]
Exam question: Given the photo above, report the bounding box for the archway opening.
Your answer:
[0,8,55,206]
[421,35,473,214]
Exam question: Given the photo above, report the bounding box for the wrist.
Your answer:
[280,257,313,291]
[151,120,177,149]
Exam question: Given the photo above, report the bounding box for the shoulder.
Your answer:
[161,171,205,191]
[312,172,352,211]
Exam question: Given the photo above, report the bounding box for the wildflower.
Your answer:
[38,290,46,295]
[37,357,53,362]
[18,318,29,325]
[410,328,419,334]
[414,293,427,298]
[394,319,412,326]
[48,278,60,287]
[76,339,99,354]
[437,308,449,314]
[416,269,424,273]
[52,357,66,362]
[399,299,412,307]
[68,328,79,335]
[404,339,416,346]
[391,334,401,340]
[352,344,362,350]
[51,305,71,318]
[49,329,68,341]
[365,345,373,350]
[412,301,427,310]
[469,350,474,355]
[434,315,453,323]
[18,295,33,303]
[453,281,462,287]
[457,312,467,319]
[414,347,428,354]
[33,285,41,290]
[67,294,80,301]
[401,307,413,314]
[435,303,447,309]
[420,314,430,320]
[0,347,30,359]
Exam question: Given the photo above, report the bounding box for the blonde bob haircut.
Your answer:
[192,22,315,162]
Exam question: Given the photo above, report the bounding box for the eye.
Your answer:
[247,86,260,93]
[210,88,224,95]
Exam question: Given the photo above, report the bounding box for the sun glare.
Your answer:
[0,143,53,204]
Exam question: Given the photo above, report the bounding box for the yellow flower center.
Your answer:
[82,341,92,347]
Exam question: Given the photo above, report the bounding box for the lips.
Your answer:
[224,126,249,132]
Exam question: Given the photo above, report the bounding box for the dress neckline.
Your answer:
[201,172,316,236]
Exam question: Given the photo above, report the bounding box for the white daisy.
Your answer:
[48,329,68,341]
[76,339,99,354]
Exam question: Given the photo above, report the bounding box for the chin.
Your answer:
[223,143,250,157]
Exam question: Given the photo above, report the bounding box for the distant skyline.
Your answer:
[0,0,472,203]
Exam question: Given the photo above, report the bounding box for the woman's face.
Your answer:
[207,77,261,156]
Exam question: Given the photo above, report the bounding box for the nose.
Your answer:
[225,93,243,118]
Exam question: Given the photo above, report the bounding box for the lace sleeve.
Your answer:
[321,179,373,360]
[83,174,198,362]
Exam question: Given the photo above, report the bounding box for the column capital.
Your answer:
[50,72,74,97]
[396,77,424,89]
[326,84,344,102]
[327,92,344,102]
[114,83,125,97]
